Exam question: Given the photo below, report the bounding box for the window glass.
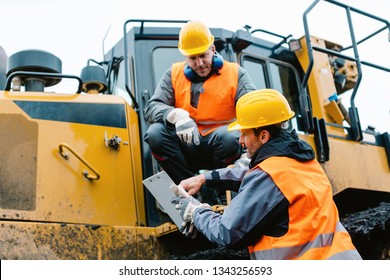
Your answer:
[269,63,299,107]
[242,59,267,89]
[242,57,301,132]
[110,59,131,103]
[269,62,300,131]
[152,48,183,88]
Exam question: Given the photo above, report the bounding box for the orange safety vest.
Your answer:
[171,61,238,136]
[248,156,361,260]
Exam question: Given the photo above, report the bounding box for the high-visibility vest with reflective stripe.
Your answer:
[248,156,362,260]
[171,61,238,136]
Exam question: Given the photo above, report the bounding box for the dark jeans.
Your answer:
[144,122,242,184]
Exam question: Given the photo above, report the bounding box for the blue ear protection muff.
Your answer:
[184,52,224,82]
[212,52,223,69]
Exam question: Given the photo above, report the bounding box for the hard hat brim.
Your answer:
[179,36,214,56]
[228,111,295,131]
[227,121,241,131]
[178,35,214,56]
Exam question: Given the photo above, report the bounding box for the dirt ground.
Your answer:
[341,202,390,260]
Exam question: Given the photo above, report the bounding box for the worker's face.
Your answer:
[185,45,215,77]
[239,128,269,158]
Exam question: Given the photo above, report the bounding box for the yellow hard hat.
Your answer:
[228,89,295,131]
[178,20,214,56]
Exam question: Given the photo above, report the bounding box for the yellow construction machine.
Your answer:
[0,0,389,259]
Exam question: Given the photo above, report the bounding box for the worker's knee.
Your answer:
[144,123,175,151]
[216,128,240,152]
[144,123,165,148]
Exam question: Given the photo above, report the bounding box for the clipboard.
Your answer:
[142,171,184,228]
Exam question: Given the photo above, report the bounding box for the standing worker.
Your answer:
[172,89,362,260]
[144,20,256,184]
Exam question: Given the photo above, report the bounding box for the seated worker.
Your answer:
[172,89,362,260]
[143,20,256,185]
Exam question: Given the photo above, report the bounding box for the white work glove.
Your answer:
[167,108,200,145]
[170,184,195,237]
[171,196,211,223]
[170,193,211,238]
[170,184,190,198]
[180,222,197,239]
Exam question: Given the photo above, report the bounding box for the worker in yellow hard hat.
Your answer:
[177,20,215,57]
[172,89,362,260]
[144,20,256,188]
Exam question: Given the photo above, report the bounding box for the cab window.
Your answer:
[242,55,301,132]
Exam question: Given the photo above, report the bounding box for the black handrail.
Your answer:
[5,71,83,93]
[250,29,293,51]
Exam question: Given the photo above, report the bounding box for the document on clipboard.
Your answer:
[142,171,184,228]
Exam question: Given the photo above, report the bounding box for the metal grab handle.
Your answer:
[59,143,101,181]
[5,71,83,93]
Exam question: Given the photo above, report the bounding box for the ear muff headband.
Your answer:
[184,53,223,81]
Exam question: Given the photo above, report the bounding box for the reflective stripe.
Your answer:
[197,119,236,125]
[328,250,362,260]
[250,222,359,260]
[251,231,335,260]
[198,118,237,134]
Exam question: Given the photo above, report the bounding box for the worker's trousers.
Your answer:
[144,122,242,184]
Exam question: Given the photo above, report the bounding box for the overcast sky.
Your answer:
[1,0,389,132]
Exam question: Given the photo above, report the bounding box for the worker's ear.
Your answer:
[259,130,271,144]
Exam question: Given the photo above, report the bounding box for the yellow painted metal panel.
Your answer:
[296,36,347,137]
[323,100,344,125]
[0,91,142,226]
[299,134,390,195]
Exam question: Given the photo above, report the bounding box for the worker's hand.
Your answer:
[170,184,190,198]
[180,221,197,239]
[171,196,210,238]
[176,117,200,145]
[179,174,206,196]
[171,196,211,223]
[167,108,200,145]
